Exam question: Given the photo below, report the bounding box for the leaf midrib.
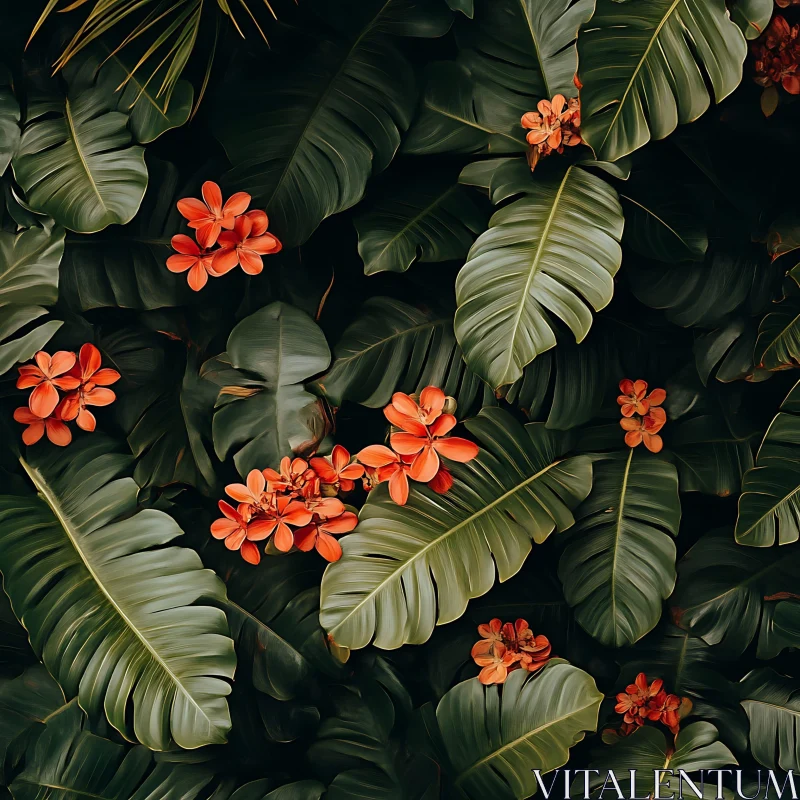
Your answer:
[64,97,108,213]
[609,447,634,641]
[19,457,217,737]
[328,457,564,638]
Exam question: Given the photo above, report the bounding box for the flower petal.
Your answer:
[223,191,251,218]
[29,382,59,418]
[46,419,72,446]
[91,368,121,386]
[238,249,264,275]
[357,444,398,468]
[429,414,456,437]
[388,468,409,505]
[211,518,240,539]
[187,263,209,291]
[273,522,294,552]
[177,197,210,222]
[21,421,44,445]
[624,430,643,448]
[433,436,479,463]
[84,388,116,407]
[49,351,77,377]
[316,531,343,562]
[170,234,201,255]
[225,529,247,551]
[293,524,318,551]
[240,541,261,565]
[167,254,198,273]
[384,405,428,435]
[201,181,223,214]
[410,445,440,483]
[78,343,102,377]
[322,511,358,535]
[76,408,96,431]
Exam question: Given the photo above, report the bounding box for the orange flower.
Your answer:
[309,445,365,493]
[384,387,446,429]
[177,181,251,248]
[260,495,313,552]
[615,673,662,725]
[621,407,666,453]
[357,444,413,505]
[294,510,358,562]
[59,344,120,432]
[167,235,220,291]
[263,456,316,496]
[753,16,800,95]
[428,463,453,494]
[212,212,282,275]
[617,379,649,417]
[474,642,520,685]
[648,691,682,732]
[13,406,71,447]
[225,469,270,509]
[519,635,552,673]
[210,500,275,565]
[390,414,479,483]
[17,351,80,418]
[521,94,582,170]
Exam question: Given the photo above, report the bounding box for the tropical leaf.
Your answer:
[737,379,800,546]
[756,304,800,371]
[0,224,64,376]
[214,0,443,247]
[313,297,483,413]
[767,209,800,260]
[0,665,64,784]
[354,172,487,275]
[59,158,195,311]
[320,407,592,650]
[403,0,593,154]
[204,302,331,477]
[694,319,765,385]
[559,449,680,647]
[740,668,800,771]
[437,664,602,800]
[672,530,800,657]
[577,0,747,162]
[583,722,736,797]
[446,0,473,17]
[10,702,220,799]
[454,158,623,389]
[730,0,774,40]
[12,52,148,233]
[0,436,236,750]
[0,67,19,175]
[232,781,327,800]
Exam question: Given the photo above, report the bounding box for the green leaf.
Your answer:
[756,305,800,371]
[672,530,800,656]
[0,225,64,375]
[730,0,774,40]
[10,702,220,799]
[403,0,592,155]
[578,0,747,162]
[0,665,65,784]
[694,319,765,385]
[438,664,602,800]
[767,210,800,260]
[736,379,800,545]
[214,2,426,247]
[0,436,236,750]
[454,159,623,389]
[0,69,20,175]
[740,668,800,771]
[205,302,331,477]
[559,449,680,647]
[59,158,195,311]
[354,173,487,275]
[232,781,326,800]
[313,296,483,412]
[446,0,473,16]
[320,407,592,650]
[584,722,736,797]
[12,53,148,233]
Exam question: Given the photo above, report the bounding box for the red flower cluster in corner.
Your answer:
[617,379,667,453]
[612,672,692,737]
[753,15,800,96]
[211,448,362,565]
[521,93,582,171]
[470,618,553,685]
[356,386,479,505]
[168,181,282,291]
[15,344,120,447]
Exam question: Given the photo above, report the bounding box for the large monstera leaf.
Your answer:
[756,304,800,371]
[403,0,593,155]
[320,407,592,650]
[577,0,747,162]
[559,449,681,648]
[10,702,220,800]
[0,225,64,376]
[0,437,236,750]
[672,530,800,657]
[455,159,623,389]
[205,302,331,477]
[214,0,449,247]
[740,669,800,771]
[736,379,800,546]
[313,297,483,414]
[437,665,602,800]
[12,54,148,234]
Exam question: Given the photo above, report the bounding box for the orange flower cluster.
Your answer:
[470,618,553,685]
[168,181,282,291]
[355,387,479,506]
[210,447,362,565]
[521,94,582,171]
[753,15,800,95]
[14,344,120,447]
[613,672,691,737]
[617,379,667,454]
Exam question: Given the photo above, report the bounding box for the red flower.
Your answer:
[210,500,275,565]
[648,691,682,732]
[213,212,282,276]
[59,344,120,431]
[13,406,71,447]
[390,413,479,483]
[428,463,453,494]
[617,379,666,417]
[519,634,552,673]
[177,181,251,248]
[167,235,220,291]
[384,387,446,429]
[470,618,553,684]
[16,351,80,418]
[473,642,520,686]
[260,495,313,553]
[521,94,582,170]
[294,510,358,562]
[309,445,365,493]
[471,618,504,659]
[621,407,667,453]
[263,456,316,497]
[357,445,414,505]
[753,16,800,95]
[225,469,270,510]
